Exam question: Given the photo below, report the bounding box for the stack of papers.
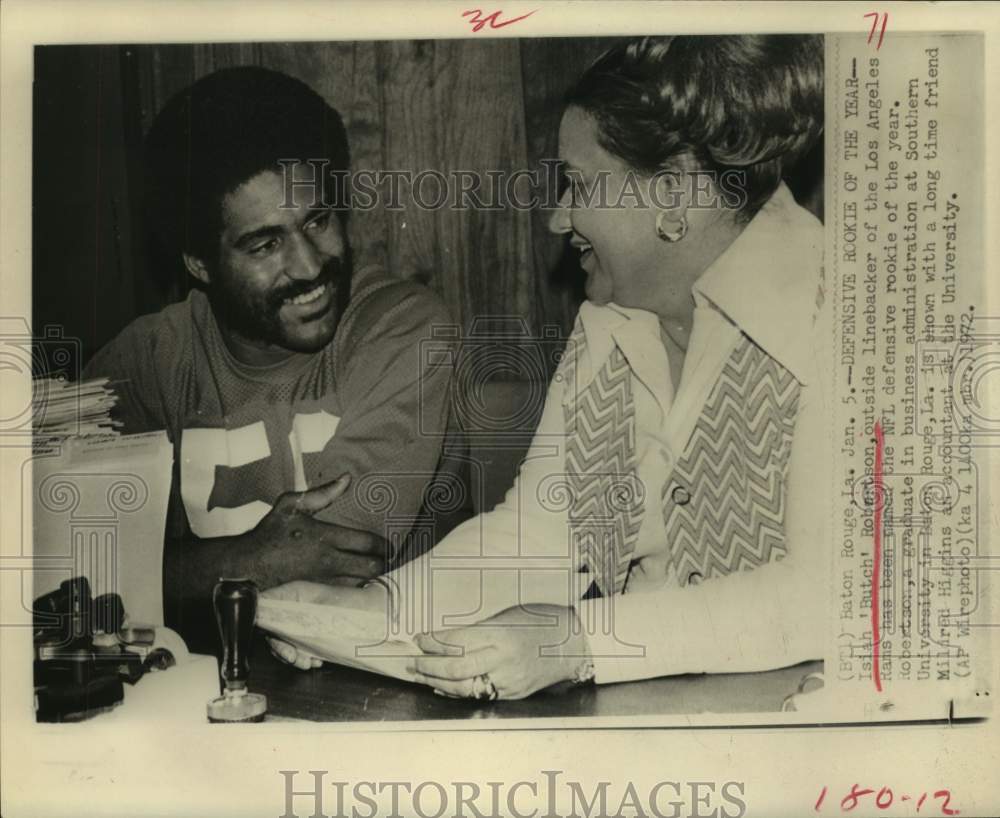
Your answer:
[257,598,420,683]
[29,375,174,629]
[32,376,121,451]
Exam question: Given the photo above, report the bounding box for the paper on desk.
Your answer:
[257,597,419,683]
[31,431,173,625]
[101,655,220,725]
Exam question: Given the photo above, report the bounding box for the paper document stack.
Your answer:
[31,376,174,626]
[32,376,121,452]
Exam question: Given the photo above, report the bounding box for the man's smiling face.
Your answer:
[199,163,350,364]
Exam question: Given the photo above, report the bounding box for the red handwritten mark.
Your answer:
[462,8,537,32]
[934,790,960,815]
[816,786,957,814]
[876,787,894,809]
[865,12,889,50]
[872,420,884,691]
[842,784,875,812]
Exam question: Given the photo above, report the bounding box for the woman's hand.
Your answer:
[409,604,590,700]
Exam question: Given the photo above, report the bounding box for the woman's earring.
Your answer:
[656,211,688,243]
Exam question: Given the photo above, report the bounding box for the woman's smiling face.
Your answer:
[548,106,670,310]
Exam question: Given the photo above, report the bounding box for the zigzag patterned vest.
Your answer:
[562,321,801,596]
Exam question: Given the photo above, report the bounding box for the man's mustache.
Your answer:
[269,256,347,307]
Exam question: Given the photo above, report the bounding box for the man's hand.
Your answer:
[245,475,386,587]
[260,578,389,671]
[408,604,590,700]
[163,474,387,648]
[267,637,323,670]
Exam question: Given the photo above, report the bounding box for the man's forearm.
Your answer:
[164,524,389,611]
[162,530,269,648]
[161,484,389,650]
[164,531,255,611]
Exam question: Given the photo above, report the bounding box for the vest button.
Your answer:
[686,571,703,586]
[671,485,691,506]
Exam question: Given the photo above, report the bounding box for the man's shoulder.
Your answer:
[337,269,452,349]
[350,269,451,322]
[85,291,205,377]
[129,292,201,340]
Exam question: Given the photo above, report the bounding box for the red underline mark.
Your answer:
[872,420,884,692]
[462,8,537,32]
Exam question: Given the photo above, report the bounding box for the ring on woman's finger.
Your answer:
[470,673,499,701]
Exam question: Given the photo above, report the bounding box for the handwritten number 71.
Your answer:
[865,12,889,50]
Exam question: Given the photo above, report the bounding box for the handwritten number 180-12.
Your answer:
[815,785,959,814]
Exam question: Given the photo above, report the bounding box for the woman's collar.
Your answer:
[571,184,824,391]
[691,182,824,385]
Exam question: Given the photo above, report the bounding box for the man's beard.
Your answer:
[209,248,353,354]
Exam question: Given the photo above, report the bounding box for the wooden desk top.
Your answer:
[248,637,822,723]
